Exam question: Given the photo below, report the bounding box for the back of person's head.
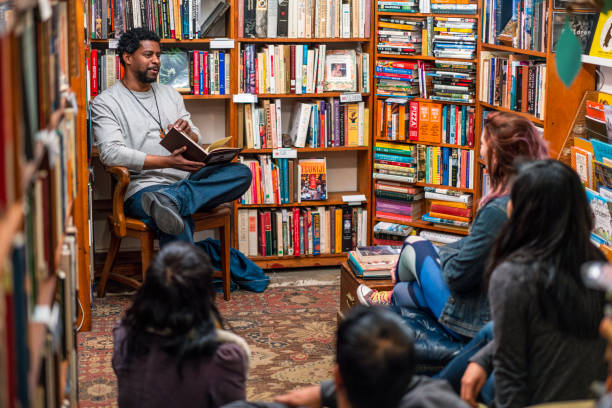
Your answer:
[123,241,223,363]
[337,306,414,408]
[488,159,605,337]
[117,27,161,67]
[481,112,549,206]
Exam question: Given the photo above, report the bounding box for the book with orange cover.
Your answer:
[429,211,471,223]
[429,103,442,143]
[418,102,431,142]
[429,200,470,209]
[571,145,594,189]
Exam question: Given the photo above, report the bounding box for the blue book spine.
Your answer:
[302,45,308,93]
[442,147,450,186]
[199,51,204,95]
[450,105,456,145]
[442,105,447,143]
[510,66,516,110]
[375,66,415,75]
[374,75,415,82]
[219,52,225,95]
[280,159,287,203]
[489,58,495,103]
[313,104,319,148]
[374,153,414,163]
[312,212,321,255]
[461,105,467,146]
[249,45,256,94]
[425,146,430,183]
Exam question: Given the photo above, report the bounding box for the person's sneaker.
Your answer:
[356,284,392,306]
[141,192,185,235]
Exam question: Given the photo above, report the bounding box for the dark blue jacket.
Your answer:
[437,195,509,338]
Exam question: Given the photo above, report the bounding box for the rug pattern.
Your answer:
[78,285,340,406]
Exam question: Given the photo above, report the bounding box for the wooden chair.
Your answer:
[97,166,232,300]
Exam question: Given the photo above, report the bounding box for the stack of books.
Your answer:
[419,230,463,244]
[428,0,477,14]
[373,221,413,245]
[377,0,419,13]
[375,60,421,97]
[421,187,473,230]
[432,18,477,60]
[430,60,476,103]
[377,17,424,56]
[373,141,417,185]
[347,246,402,279]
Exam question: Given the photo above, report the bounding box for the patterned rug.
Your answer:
[78,285,340,407]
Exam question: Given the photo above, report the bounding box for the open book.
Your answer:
[160,128,242,165]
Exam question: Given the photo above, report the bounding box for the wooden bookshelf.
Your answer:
[231,4,375,269]
[377,53,477,63]
[374,138,475,150]
[182,94,232,100]
[377,11,478,18]
[480,43,547,57]
[479,102,545,125]
[0,0,88,404]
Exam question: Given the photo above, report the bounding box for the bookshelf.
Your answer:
[231,0,375,268]
[0,0,89,405]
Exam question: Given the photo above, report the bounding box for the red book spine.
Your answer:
[193,51,199,96]
[374,159,412,167]
[319,102,325,148]
[204,51,209,95]
[408,101,418,141]
[293,208,301,256]
[460,150,467,188]
[290,45,296,94]
[91,49,98,97]
[429,204,472,218]
[258,211,267,256]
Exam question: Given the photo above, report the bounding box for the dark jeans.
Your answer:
[124,162,252,246]
[435,321,495,405]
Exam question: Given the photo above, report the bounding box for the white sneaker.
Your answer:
[357,284,374,306]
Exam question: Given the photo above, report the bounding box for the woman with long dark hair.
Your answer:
[450,160,606,407]
[112,241,250,408]
[358,112,549,340]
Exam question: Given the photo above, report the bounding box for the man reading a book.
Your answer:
[91,28,251,245]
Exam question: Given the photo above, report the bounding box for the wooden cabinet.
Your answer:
[338,262,393,320]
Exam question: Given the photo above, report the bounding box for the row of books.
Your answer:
[376,100,475,146]
[482,0,548,52]
[237,206,368,256]
[89,49,231,97]
[239,45,370,94]
[375,59,431,98]
[239,157,327,204]
[237,99,369,149]
[90,0,228,39]
[239,0,371,38]
[375,187,424,222]
[377,0,477,14]
[479,53,546,119]
[377,17,424,56]
[428,59,476,103]
[419,229,463,244]
[433,17,476,60]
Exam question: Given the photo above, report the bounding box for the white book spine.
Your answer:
[238,210,249,254]
[316,44,326,93]
[268,44,275,94]
[295,45,303,94]
[306,49,315,93]
[276,211,284,255]
[342,4,350,38]
[248,209,258,257]
[359,0,364,38]
[275,99,282,148]
[253,104,261,149]
[169,0,175,35]
[268,0,278,37]
[298,0,306,37]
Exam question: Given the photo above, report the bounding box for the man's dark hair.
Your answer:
[337,306,415,408]
[117,28,161,67]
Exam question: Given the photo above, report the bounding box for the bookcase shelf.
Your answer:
[90,38,221,44]
[481,43,547,58]
[182,94,231,100]
[479,101,545,125]
[241,146,369,154]
[252,92,371,99]
[250,252,347,269]
[374,138,475,150]
[237,38,371,43]
[414,182,474,192]
[374,217,470,235]
[236,191,365,208]
[377,11,479,18]
[581,55,612,68]
[376,54,477,63]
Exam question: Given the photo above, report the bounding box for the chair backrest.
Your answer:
[106,166,131,237]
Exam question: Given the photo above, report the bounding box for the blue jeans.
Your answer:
[435,322,495,404]
[124,162,252,246]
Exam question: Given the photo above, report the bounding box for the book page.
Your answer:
[204,136,233,153]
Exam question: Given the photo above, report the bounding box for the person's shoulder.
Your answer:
[481,195,510,213]
[400,376,471,408]
[154,83,182,99]
[91,82,125,108]
[214,329,251,372]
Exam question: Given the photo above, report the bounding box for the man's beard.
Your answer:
[137,68,158,83]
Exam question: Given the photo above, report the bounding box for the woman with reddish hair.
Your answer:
[358,112,549,341]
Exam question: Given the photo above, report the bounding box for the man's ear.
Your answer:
[122,52,131,66]
[334,365,344,390]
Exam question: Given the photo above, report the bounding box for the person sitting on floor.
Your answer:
[439,160,607,408]
[357,111,548,344]
[223,306,471,408]
[91,27,251,246]
[113,241,250,408]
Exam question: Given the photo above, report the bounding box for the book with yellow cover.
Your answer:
[589,11,612,59]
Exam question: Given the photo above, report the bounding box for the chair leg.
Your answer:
[141,233,155,283]
[98,232,121,298]
[220,217,231,301]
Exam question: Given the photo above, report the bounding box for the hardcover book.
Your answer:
[160,49,191,93]
[160,131,242,165]
[299,158,327,201]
